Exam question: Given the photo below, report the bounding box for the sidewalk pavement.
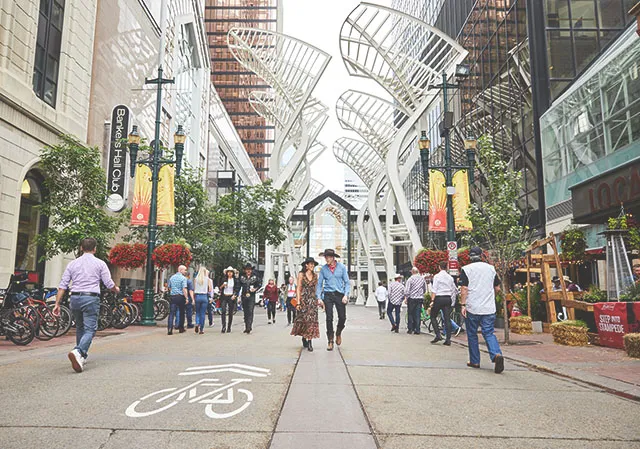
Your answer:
[450,325,640,400]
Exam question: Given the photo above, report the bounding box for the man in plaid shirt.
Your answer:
[386,273,404,333]
[404,267,427,334]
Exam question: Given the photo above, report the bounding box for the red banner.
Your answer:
[594,302,629,349]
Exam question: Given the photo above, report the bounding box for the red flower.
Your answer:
[152,244,192,269]
[109,243,147,269]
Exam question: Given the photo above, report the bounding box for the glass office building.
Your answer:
[205,0,280,179]
[394,0,636,234]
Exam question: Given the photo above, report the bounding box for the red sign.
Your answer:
[594,302,630,349]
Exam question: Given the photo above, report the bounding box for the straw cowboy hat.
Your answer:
[224,266,235,274]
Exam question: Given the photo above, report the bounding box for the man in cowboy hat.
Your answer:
[239,263,261,334]
[316,248,350,351]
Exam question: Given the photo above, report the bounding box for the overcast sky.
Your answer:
[282,0,392,193]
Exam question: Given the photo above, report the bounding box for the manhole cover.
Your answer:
[507,340,543,346]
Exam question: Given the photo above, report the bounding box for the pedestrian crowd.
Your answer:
[53,237,502,375]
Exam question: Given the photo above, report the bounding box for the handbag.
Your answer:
[290,297,298,308]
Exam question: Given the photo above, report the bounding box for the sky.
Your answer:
[282,0,392,193]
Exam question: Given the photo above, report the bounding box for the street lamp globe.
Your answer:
[455,63,471,81]
[173,125,186,177]
[128,125,141,178]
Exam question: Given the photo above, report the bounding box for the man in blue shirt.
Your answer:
[316,248,350,351]
[167,265,189,335]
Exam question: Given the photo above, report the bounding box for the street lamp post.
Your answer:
[128,124,185,326]
[422,65,476,272]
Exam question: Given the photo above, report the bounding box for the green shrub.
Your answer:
[582,285,608,303]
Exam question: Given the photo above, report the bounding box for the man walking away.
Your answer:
[375,281,388,319]
[239,263,260,334]
[460,246,504,374]
[317,249,350,351]
[167,265,189,335]
[404,267,427,335]
[387,274,404,332]
[430,260,457,346]
[53,238,119,373]
[286,276,297,325]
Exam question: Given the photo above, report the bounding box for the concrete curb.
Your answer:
[444,333,640,402]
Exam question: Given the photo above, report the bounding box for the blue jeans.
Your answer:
[387,302,401,328]
[407,298,422,333]
[185,300,194,327]
[69,295,100,358]
[465,312,502,366]
[195,295,208,329]
[440,310,460,336]
[169,295,186,331]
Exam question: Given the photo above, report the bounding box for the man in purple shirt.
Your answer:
[53,238,119,373]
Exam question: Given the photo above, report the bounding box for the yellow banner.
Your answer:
[131,165,151,226]
[428,169,447,232]
[453,170,472,231]
[130,165,175,226]
[157,165,175,226]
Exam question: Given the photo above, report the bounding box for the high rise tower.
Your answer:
[205,0,281,179]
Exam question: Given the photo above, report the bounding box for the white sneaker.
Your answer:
[68,349,84,373]
[267,320,271,324]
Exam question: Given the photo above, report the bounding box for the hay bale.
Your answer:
[624,333,640,358]
[551,321,589,346]
[510,315,532,335]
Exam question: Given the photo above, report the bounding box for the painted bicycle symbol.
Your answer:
[125,364,271,419]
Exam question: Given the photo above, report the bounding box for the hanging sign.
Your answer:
[130,165,175,226]
[106,105,130,212]
[428,169,446,232]
[452,169,472,231]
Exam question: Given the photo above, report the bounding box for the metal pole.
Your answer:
[443,71,456,244]
[141,0,169,326]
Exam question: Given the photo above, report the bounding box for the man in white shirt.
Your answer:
[459,246,504,374]
[387,274,404,332]
[375,281,388,320]
[430,260,457,346]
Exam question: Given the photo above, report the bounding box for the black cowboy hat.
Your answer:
[319,248,340,258]
[301,257,319,267]
[243,263,254,270]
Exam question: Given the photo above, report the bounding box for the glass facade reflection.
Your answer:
[205,0,279,179]
[541,27,640,207]
[394,0,636,233]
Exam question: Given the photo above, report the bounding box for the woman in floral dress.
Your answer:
[291,257,321,352]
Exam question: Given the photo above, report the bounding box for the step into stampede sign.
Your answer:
[125,364,271,419]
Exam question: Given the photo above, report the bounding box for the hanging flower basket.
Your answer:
[152,243,192,269]
[414,248,478,274]
[109,243,147,270]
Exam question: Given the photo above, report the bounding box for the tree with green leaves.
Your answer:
[208,180,291,273]
[36,135,122,260]
[466,135,532,342]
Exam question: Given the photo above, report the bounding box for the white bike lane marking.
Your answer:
[125,364,271,419]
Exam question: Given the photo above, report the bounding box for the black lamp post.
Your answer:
[128,124,186,326]
[422,64,476,271]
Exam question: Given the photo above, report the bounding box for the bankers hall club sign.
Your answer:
[106,105,130,212]
[570,158,640,223]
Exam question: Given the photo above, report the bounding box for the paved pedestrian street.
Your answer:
[1,306,639,449]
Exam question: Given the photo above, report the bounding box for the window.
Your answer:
[33,0,65,107]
